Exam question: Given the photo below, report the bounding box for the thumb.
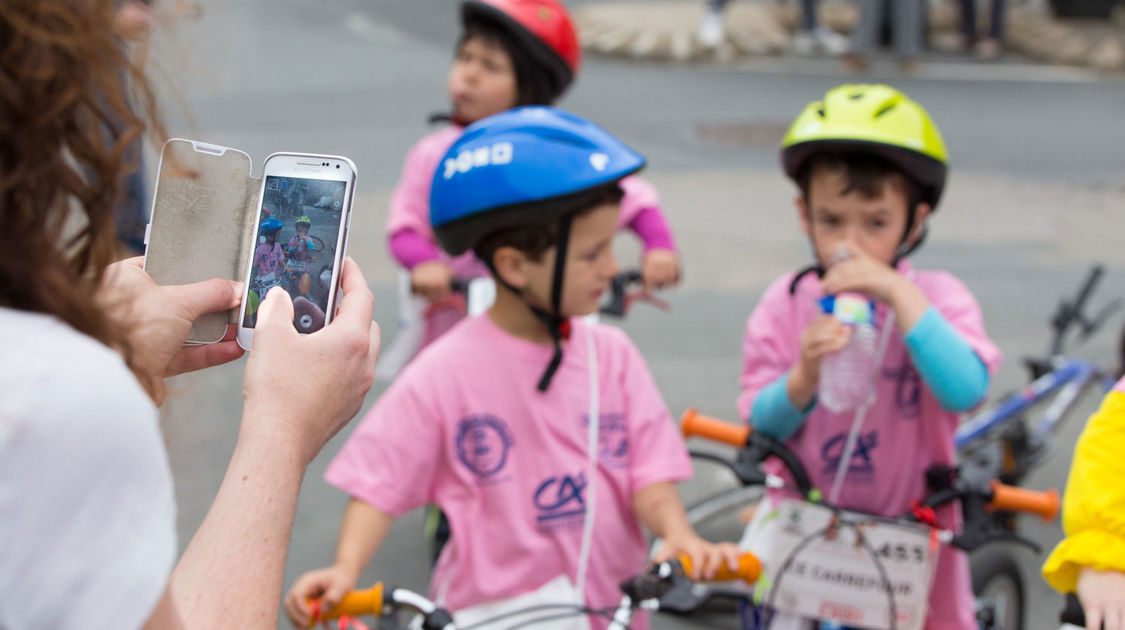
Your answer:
[257,287,295,331]
[165,277,241,321]
[320,579,351,610]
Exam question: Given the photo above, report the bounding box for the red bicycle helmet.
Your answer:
[462,0,581,100]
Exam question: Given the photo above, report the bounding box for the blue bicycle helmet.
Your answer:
[430,106,645,256]
[430,106,645,391]
[259,217,284,233]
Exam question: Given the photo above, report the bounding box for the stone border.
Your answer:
[575,1,1125,71]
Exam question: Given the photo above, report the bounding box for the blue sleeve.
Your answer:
[905,307,990,412]
[749,373,813,441]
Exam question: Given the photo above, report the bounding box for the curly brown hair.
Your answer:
[1,0,161,367]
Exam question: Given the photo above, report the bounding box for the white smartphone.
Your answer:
[236,152,357,350]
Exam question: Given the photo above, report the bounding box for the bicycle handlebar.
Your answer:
[450,277,470,294]
[678,552,761,583]
[680,408,750,446]
[988,481,1060,521]
[599,269,647,318]
[313,581,384,621]
[1074,266,1103,311]
[1047,264,1119,357]
[681,409,815,497]
[311,552,761,625]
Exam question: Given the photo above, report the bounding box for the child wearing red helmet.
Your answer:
[386,0,681,353]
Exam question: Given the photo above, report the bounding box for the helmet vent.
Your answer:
[816,107,826,118]
[849,92,865,100]
[874,103,897,118]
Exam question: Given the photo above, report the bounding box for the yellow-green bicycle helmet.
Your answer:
[780,84,949,209]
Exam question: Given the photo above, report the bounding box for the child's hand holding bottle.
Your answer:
[789,315,851,410]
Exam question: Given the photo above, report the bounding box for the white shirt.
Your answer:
[0,307,175,629]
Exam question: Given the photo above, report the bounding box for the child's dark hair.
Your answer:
[473,182,624,268]
[461,17,554,107]
[795,152,918,207]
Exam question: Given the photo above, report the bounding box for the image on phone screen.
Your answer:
[242,175,347,332]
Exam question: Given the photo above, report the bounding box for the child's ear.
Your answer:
[492,246,529,289]
[908,202,932,243]
[794,195,812,238]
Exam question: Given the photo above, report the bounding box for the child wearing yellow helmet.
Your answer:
[738,84,1001,628]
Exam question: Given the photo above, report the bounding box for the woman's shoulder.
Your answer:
[0,307,156,427]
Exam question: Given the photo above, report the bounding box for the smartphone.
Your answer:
[236,152,357,350]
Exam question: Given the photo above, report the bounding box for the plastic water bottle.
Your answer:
[818,292,877,413]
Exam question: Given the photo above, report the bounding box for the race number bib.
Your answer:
[741,498,939,630]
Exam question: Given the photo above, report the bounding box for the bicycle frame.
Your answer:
[954,357,1114,449]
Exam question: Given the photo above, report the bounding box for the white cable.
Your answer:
[828,309,897,505]
[575,325,600,600]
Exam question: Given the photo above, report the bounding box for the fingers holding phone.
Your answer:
[243,259,380,465]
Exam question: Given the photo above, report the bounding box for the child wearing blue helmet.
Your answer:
[285,107,735,629]
[252,217,285,283]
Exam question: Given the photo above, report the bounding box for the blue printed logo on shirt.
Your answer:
[583,412,628,468]
[883,360,922,419]
[821,430,879,482]
[455,415,513,480]
[534,472,587,531]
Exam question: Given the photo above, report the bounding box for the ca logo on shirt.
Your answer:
[821,430,879,482]
[534,472,587,531]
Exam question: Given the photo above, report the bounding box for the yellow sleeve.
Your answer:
[1042,389,1125,592]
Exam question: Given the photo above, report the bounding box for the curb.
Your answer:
[574,1,1125,71]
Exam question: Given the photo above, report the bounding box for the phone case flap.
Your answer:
[144,139,259,343]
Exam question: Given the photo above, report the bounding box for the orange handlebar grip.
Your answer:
[311,582,384,623]
[680,408,750,447]
[678,552,762,583]
[988,482,1060,522]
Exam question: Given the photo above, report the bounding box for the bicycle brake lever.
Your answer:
[1081,298,1124,341]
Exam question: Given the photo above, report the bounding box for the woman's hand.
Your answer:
[99,257,245,405]
[242,257,380,466]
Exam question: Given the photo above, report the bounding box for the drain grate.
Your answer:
[696,121,791,147]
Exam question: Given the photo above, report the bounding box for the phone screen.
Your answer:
[242,175,347,332]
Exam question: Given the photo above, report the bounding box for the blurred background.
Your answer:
[135,0,1125,626]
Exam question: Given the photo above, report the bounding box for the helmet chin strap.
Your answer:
[788,197,926,296]
[533,215,573,392]
[485,216,574,392]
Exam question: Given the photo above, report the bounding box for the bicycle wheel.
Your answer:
[971,548,1024,630]
[309,235,325,251]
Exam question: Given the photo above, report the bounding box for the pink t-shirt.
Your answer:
[386,126,670,276]
[253,241,284,277]
[737,262,1001,630]
[325,315,693,623]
